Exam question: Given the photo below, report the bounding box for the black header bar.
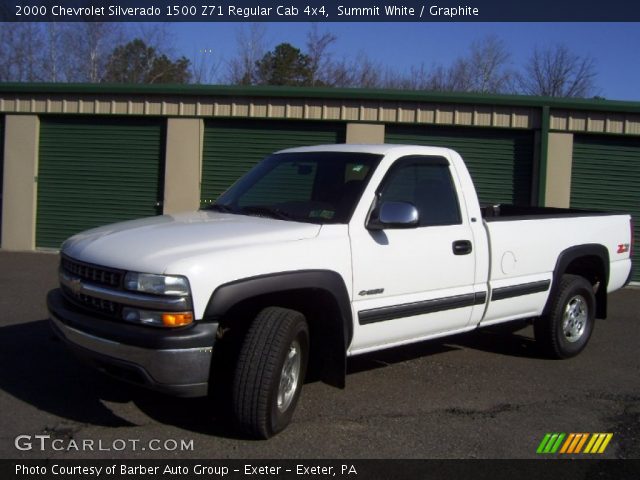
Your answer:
[2,0,640,22]
[3,459,640,480]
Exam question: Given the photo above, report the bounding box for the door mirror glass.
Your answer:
[367,201,419,230]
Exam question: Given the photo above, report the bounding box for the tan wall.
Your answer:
[1,115,39,250]
[545,132,574,208]
[346,123,385,144]
[0,93,541,129]
[551,109,640,135]
[163,118,203,214]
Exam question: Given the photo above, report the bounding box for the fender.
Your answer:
[203,270,352,388]
[543,244,609,319]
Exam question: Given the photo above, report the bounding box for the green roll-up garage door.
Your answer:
[385,126,534,205]
[202,120,345,204]
[571,135,640,282]
[37,117,164,249]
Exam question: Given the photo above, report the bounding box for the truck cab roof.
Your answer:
[276,143,459,157]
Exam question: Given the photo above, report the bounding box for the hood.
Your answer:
[62,211,321,273]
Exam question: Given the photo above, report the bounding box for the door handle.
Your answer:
[452,240,472,255]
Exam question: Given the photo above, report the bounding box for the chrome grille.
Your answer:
[62,285,121,317]
[60,256,124,318]
[61,256,123,288]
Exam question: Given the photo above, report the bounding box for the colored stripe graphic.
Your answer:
[536,433,565,454]
[584,433,614,454]
[536,433,552,454]
[559,433,575,454]
[538,433,613,454]
[560,433,588,453]
[574,433,589,453]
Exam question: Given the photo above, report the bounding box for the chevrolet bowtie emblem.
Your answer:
[69,278,82,295]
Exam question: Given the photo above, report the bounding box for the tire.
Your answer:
[534,274,596,359]
[232,307,309,439]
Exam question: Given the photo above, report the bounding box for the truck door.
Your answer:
[348,155,478,353]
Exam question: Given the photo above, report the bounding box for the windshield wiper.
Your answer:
[238,205,296,221]
[203,203,235,213]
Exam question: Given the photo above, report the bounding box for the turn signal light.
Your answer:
[162,312,193,327]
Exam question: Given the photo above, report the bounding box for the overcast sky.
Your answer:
[165,22,640,100]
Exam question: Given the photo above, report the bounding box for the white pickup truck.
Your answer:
[48,144,633,438]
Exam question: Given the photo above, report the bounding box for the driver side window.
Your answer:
[379,158,462,226]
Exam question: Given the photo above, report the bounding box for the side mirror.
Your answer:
[367,201,419,230]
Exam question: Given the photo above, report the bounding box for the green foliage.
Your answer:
[103,39,191,84]
[255,43,313,86]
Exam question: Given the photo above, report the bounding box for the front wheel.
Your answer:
[232,307,309,439]
[534,274,595,359]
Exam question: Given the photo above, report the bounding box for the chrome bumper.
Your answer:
[50,313,213,397]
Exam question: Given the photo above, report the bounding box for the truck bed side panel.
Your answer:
[480,215,631,326]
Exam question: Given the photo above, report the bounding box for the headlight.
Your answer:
[122,308,193,328]
[124,272,190,296]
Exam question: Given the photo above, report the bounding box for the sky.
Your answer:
[164,22,640,101]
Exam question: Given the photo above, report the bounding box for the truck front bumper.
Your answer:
[47,289,216,397]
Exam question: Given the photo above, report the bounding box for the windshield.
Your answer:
[205,151,382,224]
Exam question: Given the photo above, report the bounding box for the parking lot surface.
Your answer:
[0,251,638,459]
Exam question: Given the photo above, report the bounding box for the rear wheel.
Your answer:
[534,274,595,359]
[232,307,309,438]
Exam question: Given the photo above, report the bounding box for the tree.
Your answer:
[255,43,313,86]
[227,24,267,85]
[423,35,513,93]
[518,44,598,97]
[305,25,337,86]
[0,23,46,82]
[60,22,124,82]
[0,22,146,83]
[465,35,514,93]
[324,34,514,93]
[44,23,62,82]
[382,64,431,90]
[190,48,222,84]
[147,55,191,84]
[325,52,384,88]
[103,39,191,84]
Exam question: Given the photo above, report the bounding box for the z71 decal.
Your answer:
[617,243,630,254]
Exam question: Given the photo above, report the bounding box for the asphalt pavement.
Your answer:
[0,251,638,459]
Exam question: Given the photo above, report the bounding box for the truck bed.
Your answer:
[478,205,631,328]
